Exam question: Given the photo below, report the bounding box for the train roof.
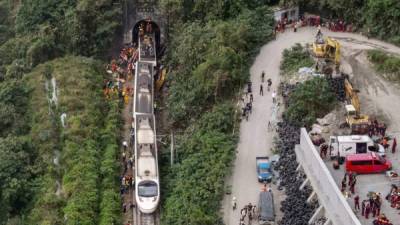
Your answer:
[138,156,157,178]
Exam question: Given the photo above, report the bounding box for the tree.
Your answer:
[0,136,35,224]
[284,77,337,127]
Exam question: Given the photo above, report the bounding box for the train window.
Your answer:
[138,181,158,197]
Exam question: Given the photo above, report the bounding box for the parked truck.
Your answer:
[329,135,385,161]
[256,157,273,183]
[258,190,275,225]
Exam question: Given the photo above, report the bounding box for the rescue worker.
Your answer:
[348,171,353,186]
[316,25,322,37]
[361,199,366,216]
[341,177,347,192]
[232,196,237,210]
[122,151,126,161]
[124,92,129,105]
[320,143,328,158]
[240,207,247,220]
[123,141,128,152]
[365,202,371,219]
[382,137,389,150]
[247,81,252,94]
[272,90,277,103]
[246,102,252,114]
[267,78,272,91]
[354,195,360,212]
[350,177,356,194]
[374,199,381,217]
[375,213,391,225]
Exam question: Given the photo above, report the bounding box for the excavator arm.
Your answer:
[344,79,361,115]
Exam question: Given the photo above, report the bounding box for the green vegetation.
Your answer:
[280,43,314,75]
[162,104,237,225]
[160,1,275,225]
[25,57,121,225]
[281,0,400,45]
[284,77,337,127]
[0,0,122,224]
[368,50,400,82]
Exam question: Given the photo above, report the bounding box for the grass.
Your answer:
[367,49,400,83]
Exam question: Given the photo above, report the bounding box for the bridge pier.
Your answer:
[323,219,333,225]
[299,177,310,190]
[296,163,302,172]
[307,191,317,203]
[308,205,324,224]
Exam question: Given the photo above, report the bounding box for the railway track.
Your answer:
[136,209,159,225]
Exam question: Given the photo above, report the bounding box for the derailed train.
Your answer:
[133,33,159,214]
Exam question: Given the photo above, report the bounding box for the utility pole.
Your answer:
[170,131,174,166]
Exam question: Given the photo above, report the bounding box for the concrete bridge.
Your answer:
[295,128,361,225]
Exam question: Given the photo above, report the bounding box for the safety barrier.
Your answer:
[295,128,361,225]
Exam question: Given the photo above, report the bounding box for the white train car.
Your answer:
[134,114,160,213]
[133,61,160,214]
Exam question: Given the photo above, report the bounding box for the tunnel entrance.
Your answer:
[132,19,161,51]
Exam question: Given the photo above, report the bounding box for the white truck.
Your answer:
[329,135,385,160]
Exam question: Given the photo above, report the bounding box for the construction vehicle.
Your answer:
[344,79,369,134]
[258,190,275,225]
[312,34,341,76]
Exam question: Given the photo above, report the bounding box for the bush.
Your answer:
[280,43,314,75]
[284,77,337,127]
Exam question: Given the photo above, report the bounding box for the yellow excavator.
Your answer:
[312,34,341,76]
[344,79,369,134]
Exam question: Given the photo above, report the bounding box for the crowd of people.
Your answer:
[239,203,257,225]
[274,14,354,35]
[120,139,136,222]
[368,119,387,138]
[138,19,156,59]
[241,72,274,122]
[103,42,139,103]
[367,119,397,153]
[341,172,357,194]
[358,192,383,219]
[386,184,400,211]
[349,182,400,224]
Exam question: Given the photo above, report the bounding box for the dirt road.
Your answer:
[222,26,400,225]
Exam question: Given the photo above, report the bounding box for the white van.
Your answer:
[329,135,385,160]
